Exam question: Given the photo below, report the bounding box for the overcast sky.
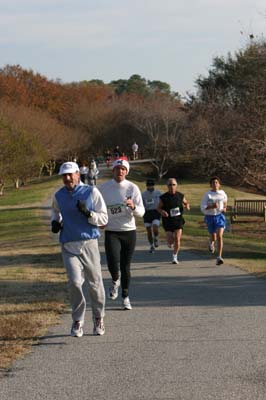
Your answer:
[1,0,266,97]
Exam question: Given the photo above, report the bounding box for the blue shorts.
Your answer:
[204,214,226,234]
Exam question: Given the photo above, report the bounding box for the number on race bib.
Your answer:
[110,206,122,215]
[170,207,181,217]
[146,199,154,205]
[108,204,126,217]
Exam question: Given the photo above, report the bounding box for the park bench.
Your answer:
[230,199,266,223]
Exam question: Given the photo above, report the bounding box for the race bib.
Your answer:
[107,204,126,217]
[146,198,155,205]
[170,207,181,217]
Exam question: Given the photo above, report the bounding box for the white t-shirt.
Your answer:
[132,143,138,152]
[79,166,88,175]
[99,179,145,231]
[200,189,227,216]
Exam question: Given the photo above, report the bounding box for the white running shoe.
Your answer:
[149,244,155,253]
[93,318,105,336]
[154,238,159,248]
[109,279,120,300]
[172,254,179,264]
[208,241,215,254]
[122,297,132,310]
[216,257,224,265]
[71,321,83,338]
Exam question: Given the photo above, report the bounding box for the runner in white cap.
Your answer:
[200,176,227,265]
[99,158,145,310]
[51,161,108,337]
[158,178,190,264]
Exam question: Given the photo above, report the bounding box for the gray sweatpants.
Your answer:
[61,239,105,324]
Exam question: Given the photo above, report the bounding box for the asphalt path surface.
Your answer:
[1,234,266,400]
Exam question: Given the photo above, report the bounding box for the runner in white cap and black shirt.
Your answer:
[142,179,161,253]
[99,159,145,310]
[158,178,190,264]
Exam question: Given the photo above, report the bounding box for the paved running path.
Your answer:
[1,234,266,400]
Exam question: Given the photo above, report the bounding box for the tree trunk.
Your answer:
[0,182,4,195]
[14,178,20,189]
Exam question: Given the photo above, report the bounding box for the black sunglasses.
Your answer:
[168,183,176,186]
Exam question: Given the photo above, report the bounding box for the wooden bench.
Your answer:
[230,199,266,223]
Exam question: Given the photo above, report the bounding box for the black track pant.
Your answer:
[104,230,136,298]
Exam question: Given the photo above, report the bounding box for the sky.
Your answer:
[1,0,266,97]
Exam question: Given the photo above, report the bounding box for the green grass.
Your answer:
[0,209,42,242]
[0,176,61,245]
[0,175,61,206]
[0,175,68,371]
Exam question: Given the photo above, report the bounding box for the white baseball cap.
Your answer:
[112,159,130,172]
[59,162,80,175]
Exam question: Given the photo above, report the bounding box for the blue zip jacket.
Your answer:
[55,185,99,243]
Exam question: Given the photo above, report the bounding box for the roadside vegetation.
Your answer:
[0,171,266,373]
[0,176,67,372]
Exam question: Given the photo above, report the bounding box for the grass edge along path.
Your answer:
[0,176,68,374]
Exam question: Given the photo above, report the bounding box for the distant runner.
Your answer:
[132,142,139,160]
[79,161,89,184]
[142,179,161,253]
[87,160,99,186]
[201,176,227,265]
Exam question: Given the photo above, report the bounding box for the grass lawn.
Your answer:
[0,168,266,372]
[0,176,68,372]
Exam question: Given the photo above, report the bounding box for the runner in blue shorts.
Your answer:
[201,176,228,265]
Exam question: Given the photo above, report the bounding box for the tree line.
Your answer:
[1,38,266,193]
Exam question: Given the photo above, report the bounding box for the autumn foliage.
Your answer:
[0,65,115,187]
[1,39,266,194]
[0,66,184,189]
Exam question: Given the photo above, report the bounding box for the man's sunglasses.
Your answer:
[168,183,176,186]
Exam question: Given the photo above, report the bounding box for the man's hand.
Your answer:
[51,220,62,233]
[77,200,92,218]
[125,197,135,210]
[185,203,190,211]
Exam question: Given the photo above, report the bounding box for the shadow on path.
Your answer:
[129,273,266,308]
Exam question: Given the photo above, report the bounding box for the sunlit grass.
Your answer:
[0,175,61,206]
[0,175,67,372]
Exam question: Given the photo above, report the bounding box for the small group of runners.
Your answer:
[142,177,190,265]
[51,158,227,338]
[142,176,227,266]
[79,160,99,186]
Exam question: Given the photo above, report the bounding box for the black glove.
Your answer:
[77,200,92,218]
[51,220,62,233]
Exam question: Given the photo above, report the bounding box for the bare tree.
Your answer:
[129,96,188,178]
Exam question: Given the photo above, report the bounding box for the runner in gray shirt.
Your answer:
[142,179,161,253]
